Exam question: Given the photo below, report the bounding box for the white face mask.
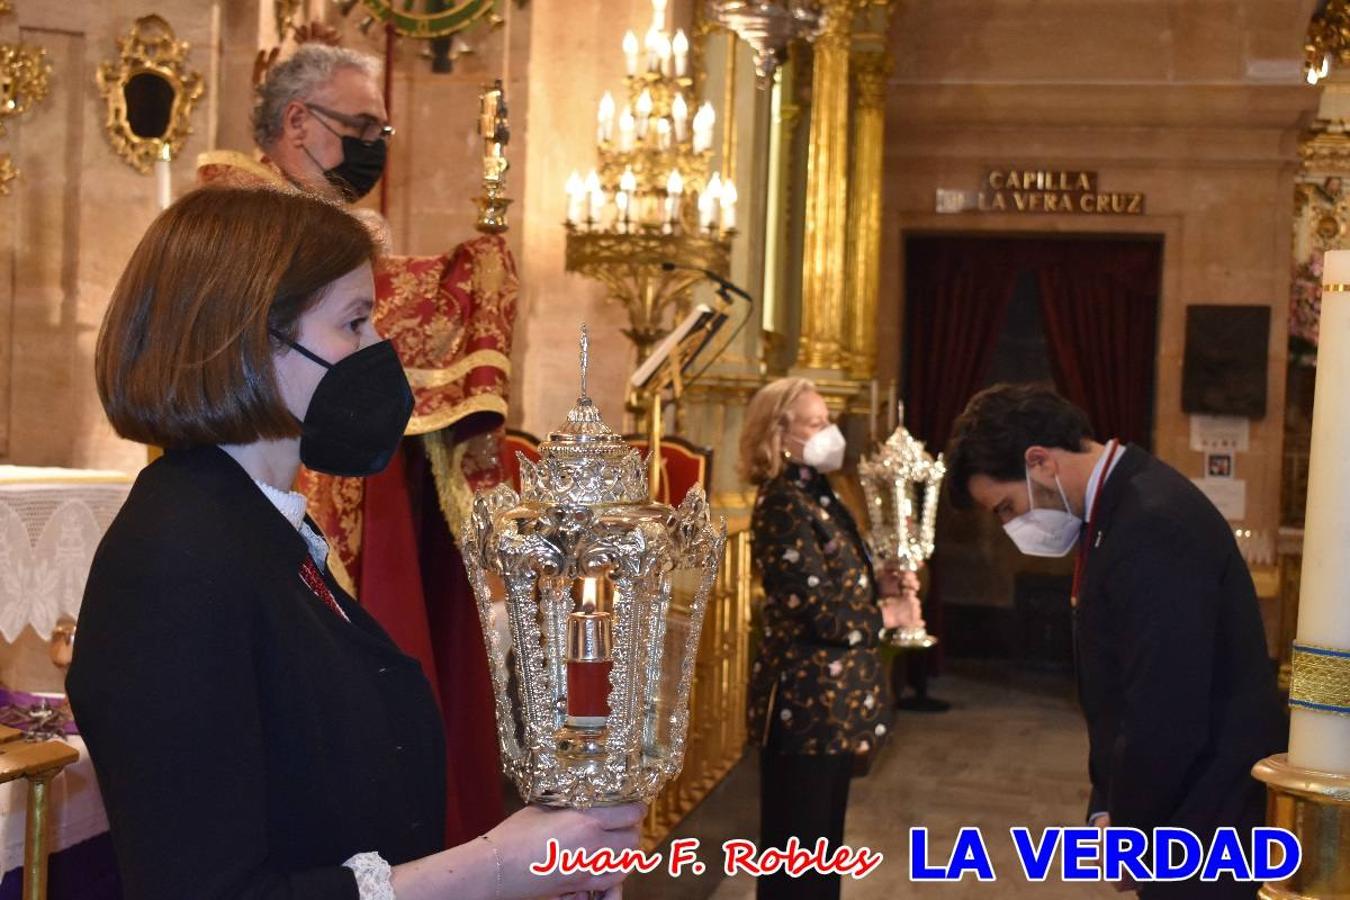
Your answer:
[1003,469,1082,558]
[800,424,846,474]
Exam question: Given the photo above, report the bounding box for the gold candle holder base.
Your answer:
[1252,753,1350,898]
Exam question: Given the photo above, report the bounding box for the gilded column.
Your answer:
[797,0,855,372]
[844,5,892,379]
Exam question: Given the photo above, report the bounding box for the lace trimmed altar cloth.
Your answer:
[0,468,132,642]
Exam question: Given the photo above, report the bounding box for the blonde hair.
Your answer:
[738,377,817,485]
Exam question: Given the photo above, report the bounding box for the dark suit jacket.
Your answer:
[747,464,892,756]
[67,446,446,899]
[1077,446,1283,846]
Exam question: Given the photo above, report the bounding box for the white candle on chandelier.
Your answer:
[589,188,606,229]
[671,93,688,142]
[584,170,602,224]
[697,191,716,233]
[565,170,585,225]
[657,32,673,77]
[665,169,684,228]
[618,107,636,151]
[615,190,630,231]
[720,178,738,231]
[620,165,638,195]
[652,0,667,31]
[672,30,689,77]
[699,172,722,232]
[655,118,672,150]
[645,26,661,72]
[635,90,654,140]
[623,30,639,76]
[597,91,616,144]
[692,102,716,153]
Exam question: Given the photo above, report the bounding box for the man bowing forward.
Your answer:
[947,383,1283,898]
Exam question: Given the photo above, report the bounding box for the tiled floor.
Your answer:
[630,663,1119,899]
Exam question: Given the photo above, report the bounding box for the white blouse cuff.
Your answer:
[343,851,395,900]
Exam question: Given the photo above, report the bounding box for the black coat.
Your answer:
[67,446,446,900]
[1077,446,1283,893]
[747,464,892,756]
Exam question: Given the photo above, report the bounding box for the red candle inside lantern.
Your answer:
[566,577,612,728]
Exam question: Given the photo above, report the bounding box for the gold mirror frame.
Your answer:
[95,15,203,174]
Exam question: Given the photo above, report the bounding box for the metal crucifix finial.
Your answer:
[579,323,590,400]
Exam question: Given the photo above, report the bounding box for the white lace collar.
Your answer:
[251,478,309,529]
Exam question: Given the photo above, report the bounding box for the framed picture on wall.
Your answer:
[1181,305,1270,418]
[1206,453,1234,479]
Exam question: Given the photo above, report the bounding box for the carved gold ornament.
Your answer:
[1306,0,1350,85]
[273,0,303,39]
[0,42,50,137]
[0,155,17,196]
[95,15,204,174]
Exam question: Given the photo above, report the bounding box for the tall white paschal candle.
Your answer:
[1290,247,1350,774]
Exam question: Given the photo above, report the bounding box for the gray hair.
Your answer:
[252,45,382,151]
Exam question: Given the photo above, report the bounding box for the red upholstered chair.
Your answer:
[620,434,714,506]
[498,429,542,495]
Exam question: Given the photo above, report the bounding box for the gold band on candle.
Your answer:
[1290,643,1350,717]
[1323,283,1350,293]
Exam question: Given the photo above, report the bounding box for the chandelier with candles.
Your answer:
[564,0,738,363]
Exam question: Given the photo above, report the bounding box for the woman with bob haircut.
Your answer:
[67,185,640,900]
[738,377,920,900]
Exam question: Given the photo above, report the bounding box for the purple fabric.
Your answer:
[0,690,78,736]
[0,831,121,900]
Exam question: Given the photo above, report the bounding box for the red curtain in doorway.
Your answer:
[1036,240,1161,448]
[903,235,1161,449]
[902,238,1022,669]
[902,237,1021,450]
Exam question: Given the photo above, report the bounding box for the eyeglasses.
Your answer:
[305,102,395,144]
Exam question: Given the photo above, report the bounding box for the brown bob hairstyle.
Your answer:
[96,185,376,449]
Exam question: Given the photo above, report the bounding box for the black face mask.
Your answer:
[318,135,387,201]
[274,334,413,477]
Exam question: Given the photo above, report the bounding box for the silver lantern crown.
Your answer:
[463,326,726,807]
[857,402,945,649]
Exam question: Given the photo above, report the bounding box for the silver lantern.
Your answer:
[857,403,945,649]
[462,327,726,807]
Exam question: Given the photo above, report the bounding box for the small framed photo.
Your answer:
[1206,453,1234,479]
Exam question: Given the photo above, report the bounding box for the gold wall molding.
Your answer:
[95,15,204,174]
[797,0,856,372]
[1300,120,1350,176]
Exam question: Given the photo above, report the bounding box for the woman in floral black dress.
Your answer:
[738,377,921,900]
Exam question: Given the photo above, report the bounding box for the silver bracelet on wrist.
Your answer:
[480,833,503,900]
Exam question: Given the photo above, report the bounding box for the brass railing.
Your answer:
[643,524,753,847]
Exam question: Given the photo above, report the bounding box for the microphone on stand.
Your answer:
[659,260,753,302]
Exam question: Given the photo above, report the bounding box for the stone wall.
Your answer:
[874,0,1319,604]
